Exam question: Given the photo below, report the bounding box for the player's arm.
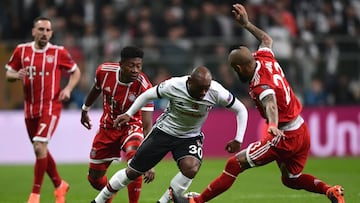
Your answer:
[232,3,273,49]
[260,94,284,137]
[226,98,248,153]
[5,47,26,82]
[141,110,153,137]
[114,86,159,128]
[5,69,26,82]
[59,66,81,101]
[81,84,101,129]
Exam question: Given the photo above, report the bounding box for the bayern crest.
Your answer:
[128,93,136,101]
[46,55,54,63]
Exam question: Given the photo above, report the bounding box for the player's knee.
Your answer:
[178,158,201,179]
[224,156,242,176]
[281,176,301,190]
[124,148,137,162]
[88,174,105,190]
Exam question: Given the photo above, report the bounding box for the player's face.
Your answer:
[230,64,249,83]
[187,77,211,100]
[120,58,143,83]
[32,20,53,49]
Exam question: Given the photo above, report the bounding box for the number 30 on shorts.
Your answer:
[188,145,203,159]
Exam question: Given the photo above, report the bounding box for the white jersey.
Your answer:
[155,76,235,138]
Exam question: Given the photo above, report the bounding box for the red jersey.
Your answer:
[249,47,302,123]
[5,42,77,118]
[95,62,154,129]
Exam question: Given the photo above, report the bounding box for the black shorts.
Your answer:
[128,127,204,173]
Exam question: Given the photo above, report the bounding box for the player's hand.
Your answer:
[81,111,92,130]
[113,114,131,129]
[143,168,155,183]
[225,140,241,153]
[232,3,249,26]
[17,69,27,80]
[59,88,71,101]
[267,125,285,138]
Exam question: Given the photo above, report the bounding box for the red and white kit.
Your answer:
[246,47,308,176]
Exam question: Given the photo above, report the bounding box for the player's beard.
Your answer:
[38,38,48,48]
[236,72,249,83]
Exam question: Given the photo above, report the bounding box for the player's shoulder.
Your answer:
[136,72,152,88]
[98,62,119,72]
[158,76,187,92]
[47,43,65,50]
[210,80,227,92]
[254,47,275,58]
[15,42,32,50]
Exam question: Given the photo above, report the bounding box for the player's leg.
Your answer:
[43,115,64,189]
[279,124,345,202]
[173,134,279,203]
[159,134,203,203]
[92,127,170,203]
[25,117,50,203]
[37,115,69,203]
[87,128,115,190]
[123,136,144,203]
[88,128,123,203]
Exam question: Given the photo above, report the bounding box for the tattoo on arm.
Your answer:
[244,22,272,48]
[261,94,278,125]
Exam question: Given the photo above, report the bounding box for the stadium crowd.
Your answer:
[1,0,360,109]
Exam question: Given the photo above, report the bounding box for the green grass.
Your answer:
[0,157,359,203]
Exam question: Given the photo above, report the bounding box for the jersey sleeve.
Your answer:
[58,47,77,73]
[254,47,275,61]
[5,45,23,72]
[139,73,154,111]
[212,81,235,107]
[156,78,173,99]
[94,65,103,89]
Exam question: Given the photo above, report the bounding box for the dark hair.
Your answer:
[33,16,52,27]
[120,46,144,62]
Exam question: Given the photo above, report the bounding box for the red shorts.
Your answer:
[25,114,60,142]
[245,119,310,176]
[89,125,144,165]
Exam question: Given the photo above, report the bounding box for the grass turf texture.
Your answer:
[0,157,359,203]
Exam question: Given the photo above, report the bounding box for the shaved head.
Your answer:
[228,46,253,66]
[190,66,212,82]
[228,46,256,83]
[187,66,212,100]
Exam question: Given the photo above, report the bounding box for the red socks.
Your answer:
[46,152,62,187]
[127,176,143,203]
[282,174,330,194]
[32,157,47,194]
[196,156,242,203]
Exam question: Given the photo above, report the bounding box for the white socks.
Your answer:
[157,172,193,203]
[94,169,132,203]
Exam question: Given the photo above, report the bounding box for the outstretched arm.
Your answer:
[114,86,159,128]
[232,3,273,49]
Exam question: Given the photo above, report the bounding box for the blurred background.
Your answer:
[0,0,359,110]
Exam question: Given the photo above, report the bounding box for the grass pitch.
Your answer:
[0,157,359,203]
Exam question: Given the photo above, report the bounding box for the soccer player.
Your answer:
[89,66,249,203]
[5,16,81,203]
[171,3,345,203]
[81,46,155,203]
